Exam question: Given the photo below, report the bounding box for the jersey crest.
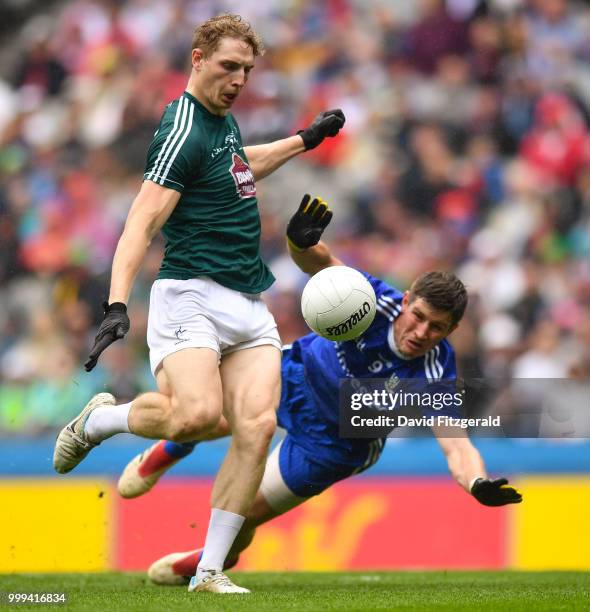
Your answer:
[229,153,256,199]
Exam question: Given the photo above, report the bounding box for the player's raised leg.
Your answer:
[189,344,280,594]
[53,348,222,474]
[53,392,119,474]
[129,348,223,440]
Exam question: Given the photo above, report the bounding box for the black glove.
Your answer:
[471,477,522,507]
[287,194,333,251]
[298,109,345,150]
[84,301,130,372]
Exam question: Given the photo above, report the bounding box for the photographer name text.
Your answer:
[350,415,501,429]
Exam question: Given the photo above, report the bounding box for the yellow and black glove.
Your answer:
[286,194,333,252]
[471,477,522,506]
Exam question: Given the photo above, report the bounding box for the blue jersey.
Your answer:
[289,271,457,433]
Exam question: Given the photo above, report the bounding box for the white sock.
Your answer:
[197,508,245,576]
[84,401,132,443]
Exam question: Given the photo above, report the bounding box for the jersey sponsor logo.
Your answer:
[325,301,371,337]
[229,153,256,199]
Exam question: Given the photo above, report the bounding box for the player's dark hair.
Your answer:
[192,14,265,58]
[408,271,467,327]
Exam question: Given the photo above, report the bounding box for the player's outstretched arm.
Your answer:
[433,427,522,506]
[244,109,345,181]
[244,135,305,181]
[85,181,180,371]
[286,194,343,275]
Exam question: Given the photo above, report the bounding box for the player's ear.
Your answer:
[192,48,205,70]
[401,291,410,310]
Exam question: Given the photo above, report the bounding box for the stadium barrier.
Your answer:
[1,438,589,572]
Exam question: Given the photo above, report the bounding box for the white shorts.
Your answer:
[147,277,281,376]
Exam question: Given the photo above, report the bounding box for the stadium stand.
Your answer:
[2,0,590,433]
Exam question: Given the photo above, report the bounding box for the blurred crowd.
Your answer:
[2,0,590,435]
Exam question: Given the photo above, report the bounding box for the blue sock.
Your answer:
[163,440,197,458]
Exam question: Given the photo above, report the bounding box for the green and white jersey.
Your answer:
[143,91,275,294]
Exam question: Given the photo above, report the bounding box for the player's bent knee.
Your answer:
[167,415,219,442]
[233,411,276,452]
[257,413,277,445]
[167,399,221,442]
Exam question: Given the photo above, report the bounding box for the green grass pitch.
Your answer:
[1,571,589,610]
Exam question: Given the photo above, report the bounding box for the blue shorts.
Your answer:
[276,348,385,498]
[277,433,384,497]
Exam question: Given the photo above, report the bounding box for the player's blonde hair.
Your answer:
[192,14,265,58]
